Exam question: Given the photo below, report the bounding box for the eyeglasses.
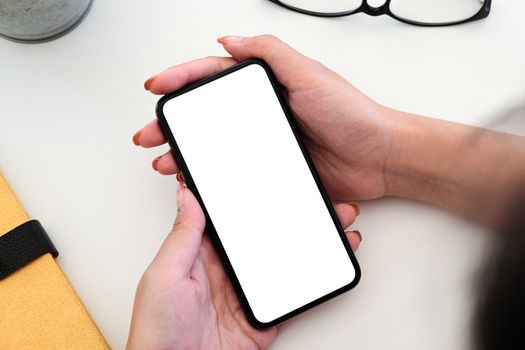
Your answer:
[267,0,491,27]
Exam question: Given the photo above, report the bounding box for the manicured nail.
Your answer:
[152,156,161,171]
[352,230,362,242]
[132,130,141,146]
[349,202,360,216]
[217,35,243,45]
[144,77,155,91]
[176,182,184,209]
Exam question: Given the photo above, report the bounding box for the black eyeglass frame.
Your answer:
[267,0,492,27]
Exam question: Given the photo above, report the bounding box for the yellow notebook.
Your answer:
[0,172,109,349]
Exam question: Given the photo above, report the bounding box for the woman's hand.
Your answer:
[134,35,393,201]
[134,34,525,226]
[126,184,362,350]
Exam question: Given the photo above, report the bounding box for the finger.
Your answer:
[345,230,362,252]
[152,151,179,175]
[150,184,206,278]
[333,202,360,229]
[345,230,363,252]
[133,120,166,148]
[145,56,238,95]
[217,35,320,91]
[333,202,361,251]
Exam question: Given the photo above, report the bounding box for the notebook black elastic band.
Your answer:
[0,220,58,280]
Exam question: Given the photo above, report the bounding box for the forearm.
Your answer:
[383,107,525,227]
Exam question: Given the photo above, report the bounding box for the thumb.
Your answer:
[150,183,206,278]
[217,34,319,90]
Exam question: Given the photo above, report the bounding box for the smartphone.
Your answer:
[156,59,360,328]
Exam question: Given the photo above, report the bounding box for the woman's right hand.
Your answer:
[135,35,393,201]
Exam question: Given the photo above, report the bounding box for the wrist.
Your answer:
[382,107,462,203]
[383,107,427,198]
[380,106,525,226]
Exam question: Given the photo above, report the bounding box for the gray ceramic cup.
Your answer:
[0,0,93,43]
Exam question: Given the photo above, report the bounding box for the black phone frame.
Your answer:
[156,58,361,328]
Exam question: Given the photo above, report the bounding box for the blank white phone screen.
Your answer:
[162,63,356,324]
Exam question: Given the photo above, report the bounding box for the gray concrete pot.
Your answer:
[0,0,93,43]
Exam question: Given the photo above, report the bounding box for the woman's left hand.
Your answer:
[126,183,361,350]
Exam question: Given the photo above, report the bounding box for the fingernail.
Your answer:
[349,202,360,216]
[144,77,155,91]
[217,35,243,45]
[132,130,141,146]
[352,230,362,242]
[176,182,184,209]
[152,156,161,171]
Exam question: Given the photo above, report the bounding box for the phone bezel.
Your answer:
[156,58,361,328]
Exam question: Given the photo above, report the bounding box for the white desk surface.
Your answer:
[1,1,524,349]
